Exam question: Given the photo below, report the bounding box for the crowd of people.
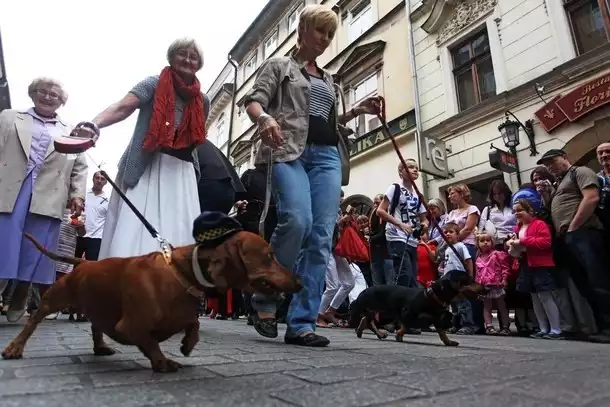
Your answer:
[308,146,610,344]
[1,4,609,351]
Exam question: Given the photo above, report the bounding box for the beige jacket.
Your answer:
[0,109,88,220]
[244,53,351,186]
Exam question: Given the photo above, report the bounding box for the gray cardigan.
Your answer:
[118,75,210,188]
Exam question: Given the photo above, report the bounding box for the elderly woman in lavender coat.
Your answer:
[0,77,88,323]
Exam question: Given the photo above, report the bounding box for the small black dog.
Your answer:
[350,273,485,346]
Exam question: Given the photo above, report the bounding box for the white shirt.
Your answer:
[442,242,471,274]
[384,183,427,247]
[479,205,517,242]
[83,189,109,239]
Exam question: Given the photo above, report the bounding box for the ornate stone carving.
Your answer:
[436,0,498,45]
[422,0,457,34]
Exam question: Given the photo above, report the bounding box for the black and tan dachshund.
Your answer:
[350,273,485,346]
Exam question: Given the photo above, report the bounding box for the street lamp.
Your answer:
[497,111,537,186]
[498,115,520,149]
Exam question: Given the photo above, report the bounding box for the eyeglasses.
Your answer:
[176,50,200,62]
[35,89,61,100]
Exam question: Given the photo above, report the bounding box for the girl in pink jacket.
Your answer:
[476,231,511,336]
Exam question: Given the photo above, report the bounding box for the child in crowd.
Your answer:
[439,222,475,335]
[475,230,511,335]
[508,199,563,340]
[417,230,438,287]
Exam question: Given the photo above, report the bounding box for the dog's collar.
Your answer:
[425,287,449,308]
[191,245,215,288]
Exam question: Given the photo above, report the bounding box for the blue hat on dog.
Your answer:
[192,211,243,246]
[511,186,542,213]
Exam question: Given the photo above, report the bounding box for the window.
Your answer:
[239,108,252,134]
[349,1,373,43]
[566,0,610,55]
[451,29,496,111]
[264,31,278,59]
[288,5,303,33]
[244,55,257,80]
[216,114,227,147]
[347,73,380,137]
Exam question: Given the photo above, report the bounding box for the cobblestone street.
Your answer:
[0,317,606,406]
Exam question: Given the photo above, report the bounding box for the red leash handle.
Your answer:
[373,96,464,263]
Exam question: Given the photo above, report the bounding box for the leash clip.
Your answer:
[157,236,172,264]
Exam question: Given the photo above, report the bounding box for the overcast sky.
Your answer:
[0,0,267,188]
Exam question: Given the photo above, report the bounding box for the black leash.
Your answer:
[85,152,172,256]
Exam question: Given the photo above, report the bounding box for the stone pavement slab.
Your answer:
[0,317,606,406]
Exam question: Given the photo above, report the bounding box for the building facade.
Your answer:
[410,0,610,208]
[204,0,420,211]
[205,62,234,158]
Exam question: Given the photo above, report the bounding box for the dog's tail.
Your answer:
[23,233,86,266]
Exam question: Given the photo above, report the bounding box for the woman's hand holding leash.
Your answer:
[257,113,283,149]
[70,122,101,144]
[355,96,382,116]
[70,197,85,217]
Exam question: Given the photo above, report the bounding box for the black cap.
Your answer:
[192,211,243,246]
[536,149,567,165]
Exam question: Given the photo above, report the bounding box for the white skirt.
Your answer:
[99,153,200,259]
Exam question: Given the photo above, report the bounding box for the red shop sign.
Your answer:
[555,73,610,122]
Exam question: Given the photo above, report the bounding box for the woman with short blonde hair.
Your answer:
[243,4,381,347]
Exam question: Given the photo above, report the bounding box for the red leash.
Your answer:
[374,97,464,262]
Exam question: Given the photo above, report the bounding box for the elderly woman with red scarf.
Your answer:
[72,38,209,258]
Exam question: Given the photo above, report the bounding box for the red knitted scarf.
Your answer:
[143,66,206,152]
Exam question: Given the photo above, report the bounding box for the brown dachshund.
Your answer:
[2,232,301,373]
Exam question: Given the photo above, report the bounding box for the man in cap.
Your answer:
[537,148,610,343]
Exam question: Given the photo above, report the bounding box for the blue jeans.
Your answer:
[387,240,418,287]
[370,249,394,286]
[251,145,342,337]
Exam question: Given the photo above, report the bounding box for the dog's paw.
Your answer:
[355,329,363,339]
[377,332,388,340]
[444,340,459,347]
[395,334,404,342]
[93,345,116,356]
[1,343,24,360]
[180,344,194,357]
[152,358,183,373]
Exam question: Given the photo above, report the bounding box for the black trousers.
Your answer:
[562,228,610,332]
[75,237,102,260]
[198,178,236,214]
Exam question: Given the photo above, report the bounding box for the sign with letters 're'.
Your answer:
[418,132,450,179]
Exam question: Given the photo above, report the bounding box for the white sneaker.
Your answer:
[45,312,60,320]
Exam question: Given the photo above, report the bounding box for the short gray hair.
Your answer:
[166,38,204,71]
[428,198,447,214]
[27,77,68,105]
